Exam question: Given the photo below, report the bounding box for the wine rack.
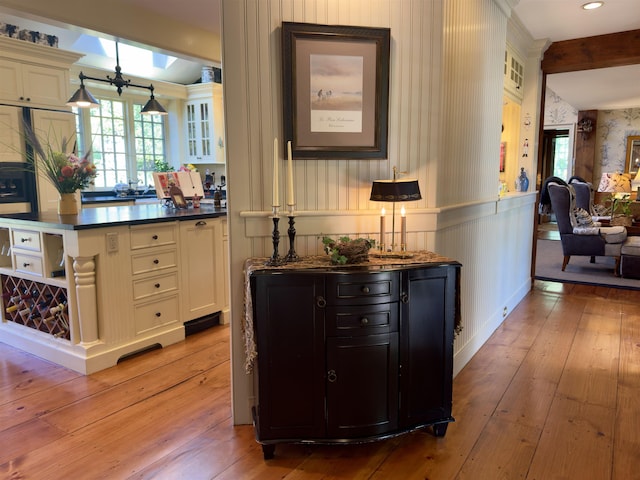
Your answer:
[1,275,69,340]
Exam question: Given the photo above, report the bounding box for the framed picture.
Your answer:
[282,22,390,159]
[169,185,188,209]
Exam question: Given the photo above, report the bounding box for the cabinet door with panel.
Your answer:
[251,273,326,442]
[399,265,458,435]
[179,218,223,321]
[30,109,76,213]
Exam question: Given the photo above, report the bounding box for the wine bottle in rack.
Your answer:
[49,303,66,315]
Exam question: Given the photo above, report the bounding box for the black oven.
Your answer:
[0,162,36,212]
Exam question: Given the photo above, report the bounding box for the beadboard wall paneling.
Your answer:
[435,195,536,374]
[440,0,506,206]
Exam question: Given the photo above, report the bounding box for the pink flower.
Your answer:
[61,165,74,177]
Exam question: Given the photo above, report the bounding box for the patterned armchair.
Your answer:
[547,182,627,275]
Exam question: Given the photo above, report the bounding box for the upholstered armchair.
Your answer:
[547,182,627,275]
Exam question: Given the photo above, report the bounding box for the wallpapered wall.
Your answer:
[595,108,640,178]
[545,88,640,181]
[544,88,578,126]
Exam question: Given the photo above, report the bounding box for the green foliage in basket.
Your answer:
[321,236,375,264]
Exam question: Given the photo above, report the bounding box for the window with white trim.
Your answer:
[75,96,167,190]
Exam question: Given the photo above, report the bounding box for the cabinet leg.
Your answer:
[262,444,276,460]
[432,423,449,437]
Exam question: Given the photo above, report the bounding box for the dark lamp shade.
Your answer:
[66,85,100,108]
[141,95,168,116]
[370,179,422,202]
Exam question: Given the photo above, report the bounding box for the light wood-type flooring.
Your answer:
[1,280,639,479]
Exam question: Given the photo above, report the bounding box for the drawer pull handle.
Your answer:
[23,262,31,267]
[316,296,326,308]
[195,221,207,227]
[327,370,337,383]
[155,312,162,317]
[155,283,160,288]
[401,292,409,303]
[153,259,160,264]
[360,317,369,325]
[20,237,31,243]
[361,286,370,293]
[152,235,159,240]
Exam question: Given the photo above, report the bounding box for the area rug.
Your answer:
[535,239,640,290]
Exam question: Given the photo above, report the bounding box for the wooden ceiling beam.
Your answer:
[541,29,640,74]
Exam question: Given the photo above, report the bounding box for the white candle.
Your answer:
[272,138,279,207]
[400,206,407,250]
[380,208,386,249]
[287,141,294,206]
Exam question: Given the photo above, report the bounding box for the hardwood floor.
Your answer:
[1,280,639,479]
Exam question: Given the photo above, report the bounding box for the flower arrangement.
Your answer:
[23,121,97,194]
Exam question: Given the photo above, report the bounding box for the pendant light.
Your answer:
[67,40,168,115]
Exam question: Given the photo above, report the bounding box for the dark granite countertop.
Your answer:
[81,192,159,204]
[0,204,227,231]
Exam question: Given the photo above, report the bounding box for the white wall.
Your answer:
[222,0,537,424]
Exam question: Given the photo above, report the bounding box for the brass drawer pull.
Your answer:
[360,317,369,325]
[155,283,160,288]
[327,370,337,383]
[316,296,326,308]
[155,312,162,317]
[196,221,207,227]
[153,259,159,265]
[152,234,158,240]
[361,286,370,293]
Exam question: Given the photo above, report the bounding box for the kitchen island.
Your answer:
[0,204,228,374]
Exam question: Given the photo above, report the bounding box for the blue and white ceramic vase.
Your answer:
[519,168,529,192]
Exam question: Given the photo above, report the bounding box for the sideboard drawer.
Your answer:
[12,229,41,253]
[326,272,399,305]
[326,303,399,336]
[130,249,178,275]
[13,252,44,277]
[133,272,179,300]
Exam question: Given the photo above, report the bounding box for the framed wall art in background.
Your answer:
[282,22,390,159]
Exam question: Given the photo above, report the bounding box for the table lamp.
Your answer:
[370,167,421,252]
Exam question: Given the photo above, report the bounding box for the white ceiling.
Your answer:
[512,0,640,110]
[1,0,639,108]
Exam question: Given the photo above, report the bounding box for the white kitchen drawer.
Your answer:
[13,252,44,277]
[133,271,179,300]
[12,229,41,253]
[130,224,177,250]
[133,295,179,335]
[131,249,178,275]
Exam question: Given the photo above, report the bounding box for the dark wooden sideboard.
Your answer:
[247,255,461,459]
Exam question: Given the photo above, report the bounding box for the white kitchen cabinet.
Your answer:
[504,44,524,102]
[185,83,224,164]
[179,217,226,321]
[30,110,77,213]
[0,105,23,163]
[0,208,226,374]
[0,36,82,109]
